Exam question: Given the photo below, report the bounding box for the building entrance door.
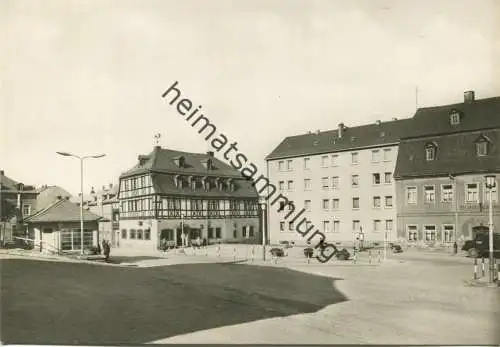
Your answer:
[176,228,183,246]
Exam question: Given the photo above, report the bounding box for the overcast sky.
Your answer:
[1,0,499,195]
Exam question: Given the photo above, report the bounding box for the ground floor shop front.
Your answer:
[117,217,261,250]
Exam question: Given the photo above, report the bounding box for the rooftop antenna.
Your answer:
[154,133,161,146]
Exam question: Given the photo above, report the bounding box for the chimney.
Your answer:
[375,120,381,126]
[90,186,95,194]
[0,170,4,177]
[464,90,475,103]
[392,117,398,121]
[207,151,214,157]
[57,195,62,200]
[138,155,148,166]
[109,183,113,189]
[65,196,70,200]
[338,123,345,138]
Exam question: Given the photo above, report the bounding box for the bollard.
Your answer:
[473,258,478,280]
[205,246,208,257]
[378,250,381,263]
[233,247,236,261]
[274,255,278,264]
[369,250,372,264]
[353,252,357,264]
[217,245,220,257]
[481,258,485,277]
[497,262,500,282]
[251,247,255,263]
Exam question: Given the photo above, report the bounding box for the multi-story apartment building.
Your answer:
[87,184,120,247]
[266,119,414,245]
[0,170,38,245]
[118,146,260,250]
[394,92,500,245]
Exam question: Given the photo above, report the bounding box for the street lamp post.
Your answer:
[260,201,267,261]
[485,175,496,284]
[56,152,106,255]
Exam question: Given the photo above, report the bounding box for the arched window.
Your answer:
[425,142,437,161]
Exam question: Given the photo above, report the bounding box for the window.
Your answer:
[321,156,328,167]
[351,152,359,164]
[385,220,393,231]
[288,222,294,231]
[372,173,381,185]
[249,226,254,237]
[22,204,31,216]
[466,183,478,202]
[280,222,285,231]
[287,180,294,191]
[476,140,488,156]
[121,229,127,239]
[352,197,360,209]
[424,225,436,242]
[383,148,391,161]
[322,177,329,190]
[304,157,310,169]
[130,229,136,239]
[373,196,381,208]
[424,186,435,203]
[137,229,143,240]
[441,184,454,202]
[384,172,392,184]
[304,200,311,211]
[450,111,460,125]
[287,159,293,171]
[208,227,214,238]
[484,180,498,203]
[407,225,418,241]
[352,220,360,231]
[371,150,380,162]
[144,228,151,240]
[425,143,437,161]
[279,181,284,191]
[331,155,339,166]
[323,221,330,233]
[373,220,381,232]
[351,175,359,187]
[278,161,284,171]
[304,179,311,190]
[406,186,417,204]
[443,225,454,243]
[216,228,221,238]
[331,176,339,189]
[233,229,237,238]
[333,220,340,233]
[385,196,393,208]
[332,198,340,210]
[322,199,329,210]
[242,226,247,238]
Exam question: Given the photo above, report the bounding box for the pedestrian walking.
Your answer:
[453,241,458,255]
[103,240,110,262]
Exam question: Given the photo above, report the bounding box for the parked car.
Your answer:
[388,243,403,253]
[270,247,285,257]
[335,248,350,260]
[461,232,500,258]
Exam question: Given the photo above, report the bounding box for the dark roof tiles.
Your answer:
[24,198,102,223]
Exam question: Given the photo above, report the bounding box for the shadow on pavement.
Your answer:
[1,259,348,345]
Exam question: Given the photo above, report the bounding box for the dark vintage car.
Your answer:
[270,247,285,257]
[388,243,403,253]
[461,231,500,258]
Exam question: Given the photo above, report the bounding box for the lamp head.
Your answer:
[56,151,73,157]
[485,175,496,189]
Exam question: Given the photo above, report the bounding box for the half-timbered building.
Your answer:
[117,146,260,250]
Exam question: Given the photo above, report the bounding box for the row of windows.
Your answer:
[121,228,151,240]
[277,149,393,172]
[121,198,258,213]
[425,135,492,161]
[279,196,393,212]
[279,219,393,233]
[121,175,152,192]
[278,172,392,192]
[406,224,455,242]
[405,181,498,204]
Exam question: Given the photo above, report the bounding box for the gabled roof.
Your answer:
[151,173,259,199]
[403,96,500,139]
[120,147,243,178]
[394,128,500,179]
[265,118,414,160]
[24,198,102,223]
[35,185,73,211]
[0,171,37,193]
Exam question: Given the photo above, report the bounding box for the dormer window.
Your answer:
[475,135,490,156]
[425,143,437,161]
[173,156,185,168]
[449,109,461,126]
[201,158,213,170]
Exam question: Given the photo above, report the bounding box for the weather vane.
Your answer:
[154,133,161,146]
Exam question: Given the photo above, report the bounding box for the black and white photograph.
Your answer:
[1,0,499,345]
